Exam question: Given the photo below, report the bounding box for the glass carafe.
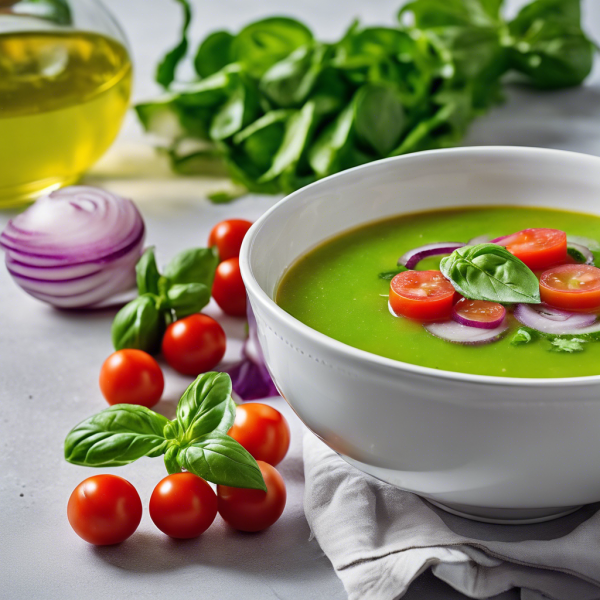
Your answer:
[0,0,132,207]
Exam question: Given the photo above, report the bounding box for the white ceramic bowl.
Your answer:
[240,147,600,523]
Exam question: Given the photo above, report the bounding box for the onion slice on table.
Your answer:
[398,242,465,269]
[221,302,279,400]
[424,319,508,344]
[514,303,598,334]
[0,186,145,309]
[451,298,506,329]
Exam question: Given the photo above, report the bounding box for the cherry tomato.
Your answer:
[228,403,291,466]
[208,219,253,261]
[162,314,226,376]
[217,461,286,532]
[150,473,218,539]
[389,270,455,321]
[212,257,247,317]
[500,228,567,270]
[540,264,600,311]
[452,298,506,328]
[99,349,164,407]
[67,475,142,545]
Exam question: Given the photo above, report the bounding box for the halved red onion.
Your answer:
[567,242,595,265]
[398,242,465,269]
[514,303,598,334]
[0,186,145,309]
[424,319,509,345]
[451,298,506,329]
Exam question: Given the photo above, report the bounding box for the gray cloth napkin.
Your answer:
[303,432,600,600]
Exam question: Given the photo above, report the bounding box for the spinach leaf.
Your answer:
[65,405,170,467]
[112,294,163,354]
[508,0,594,88]
[164,247,219,288]
[177,432,267,490]
[166,283,211,317]
[259,101,316,182]
[176,372,236,443]
[308,103,355,177]
[440,243,541,304]
[194,31,234,79]
[260,45,325,108]
[210,78,259,140]
[354,84,405,156]
[156,0,192,88]
[231,17,313,78]
[136,247,161,296]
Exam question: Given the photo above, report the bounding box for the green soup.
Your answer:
[276,206,600,378]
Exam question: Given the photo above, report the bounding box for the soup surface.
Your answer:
[276,206,600,378]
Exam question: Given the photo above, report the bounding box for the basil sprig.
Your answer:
[440,243,541,304]
[112,246,219,353]
[64,372,266,491]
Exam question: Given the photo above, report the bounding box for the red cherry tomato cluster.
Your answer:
[68,403,290,543]
[99,219,254,408]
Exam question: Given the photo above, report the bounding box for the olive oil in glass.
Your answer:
[0,30,132,206]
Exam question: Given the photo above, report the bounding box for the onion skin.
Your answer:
[0,186,145,309]
[398,242,465,270]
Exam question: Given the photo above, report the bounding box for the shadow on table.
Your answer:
[92,452,312,580]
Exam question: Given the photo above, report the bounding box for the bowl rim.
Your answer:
[240,146,600,389]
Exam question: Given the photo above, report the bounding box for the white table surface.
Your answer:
[2,1,600,599]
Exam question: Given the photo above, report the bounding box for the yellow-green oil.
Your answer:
[0,30,132,206]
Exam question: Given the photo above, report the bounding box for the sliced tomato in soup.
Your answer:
[539,264,600,311]
[499,228,567,270]
[390,270,455,321]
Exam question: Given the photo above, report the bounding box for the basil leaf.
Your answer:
[210,79,259,141]
[163,247,219,288]
[378,266,408,280]
[177,372,236,443]
[112,295,163,353]
[166,283,211,317]
[64,405,170,467]
[164,445,182,474]
[194,30,234,79]
[440,243,541,304]
[511,327,535,346]
[136,247,161,296]
[177,432,267,490]
[156,0,192,87]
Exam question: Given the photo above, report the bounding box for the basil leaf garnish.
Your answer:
[378,266,408,280]
[440,243,541,304]
[166,283,211,317]
[136,247,161,296]
[164,247,219,288]
[176,372,236,443]
[64,405,170,467]
[111,294,163,353]
[177,432,267,490]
